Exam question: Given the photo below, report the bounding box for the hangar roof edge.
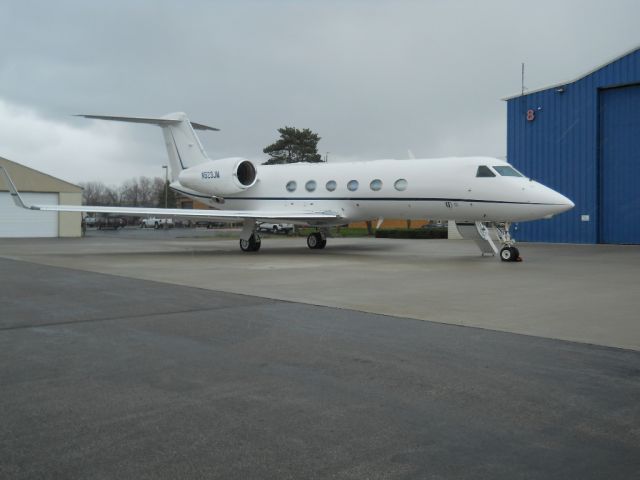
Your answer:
[0,156,83,193]
[501,44,640,101]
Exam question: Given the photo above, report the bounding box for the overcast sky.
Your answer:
[1,0,639,185]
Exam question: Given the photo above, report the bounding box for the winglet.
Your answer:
[0,165,36,210]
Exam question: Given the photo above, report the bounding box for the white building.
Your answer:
[0,156,82,238]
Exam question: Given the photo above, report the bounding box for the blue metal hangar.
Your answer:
[504,45,640,244]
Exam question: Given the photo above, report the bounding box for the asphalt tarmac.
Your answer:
[3,230,640,350]
[1,256,639,479]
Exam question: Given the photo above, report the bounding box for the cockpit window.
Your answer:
[493,166,523,177]
[476,166,495,177]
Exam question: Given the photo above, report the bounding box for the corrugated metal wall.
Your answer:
[506,48,640,243]
[599,85,640,243]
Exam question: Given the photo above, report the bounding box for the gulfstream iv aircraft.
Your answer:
[0,112,574,261]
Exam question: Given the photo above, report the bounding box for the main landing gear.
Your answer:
[239,233,261,252]
[238,220,328,253]
[239,231,326,252]
[239,219,261,252]
[495,222,522,262]
[306,231,327,250]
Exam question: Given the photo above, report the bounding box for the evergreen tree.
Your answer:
[263,127,322,164]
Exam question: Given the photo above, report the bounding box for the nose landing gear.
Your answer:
[496,222,522,262]
[500,245,520,262]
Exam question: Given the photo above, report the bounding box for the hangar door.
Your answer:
[599,84,640,244]
[0,192,58,237]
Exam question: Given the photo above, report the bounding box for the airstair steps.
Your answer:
[454,221,499,256]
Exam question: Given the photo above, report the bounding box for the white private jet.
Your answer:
[0,112,574,261]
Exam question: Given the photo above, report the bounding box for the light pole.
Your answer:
[162,165,168,208]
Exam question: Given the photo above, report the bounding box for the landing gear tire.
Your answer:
[500,246,520,262]
[307,232,326,249]
[240,234,261,252]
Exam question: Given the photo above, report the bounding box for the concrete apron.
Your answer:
[1,236,638,351]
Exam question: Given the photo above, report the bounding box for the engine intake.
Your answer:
[236,159,257,186]
[178,157,258,196]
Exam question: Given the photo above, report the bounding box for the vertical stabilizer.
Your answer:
[77,112,219,180]
[159,112,211,172]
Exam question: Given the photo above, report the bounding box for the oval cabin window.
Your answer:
[286,180,297,192]
[394,179,408,191]
[370,179,383,191]
[347,180,359,191]
[305,180,317,192]
[326,180,337,192]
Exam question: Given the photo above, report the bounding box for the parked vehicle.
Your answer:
[140,217,174,229]
[421,221,446,228]
[257,222,294,234]
[194,220,225,229]
[97,217,125,230]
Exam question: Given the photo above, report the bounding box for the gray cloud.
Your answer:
[0,0,638,183]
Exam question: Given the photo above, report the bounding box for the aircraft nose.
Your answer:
[566,197,575,210]
[557,192,574,212]
[548,189,574,214]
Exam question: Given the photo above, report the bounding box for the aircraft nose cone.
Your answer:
[535,182,574,217]
[558,193,574,212]
[549,190,574,214]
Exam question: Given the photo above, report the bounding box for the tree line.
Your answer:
[79,177,177,208]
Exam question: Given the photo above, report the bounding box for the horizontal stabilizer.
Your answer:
[190,122,220,131]
[76,114,220,131]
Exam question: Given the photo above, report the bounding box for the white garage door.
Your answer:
[0,192,58,237]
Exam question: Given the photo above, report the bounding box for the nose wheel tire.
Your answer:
[307,232,326,250]
[500,246,521,262]
[240,234,261,252]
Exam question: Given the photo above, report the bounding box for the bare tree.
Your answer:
[152,177,165,205]
[138,176,157,206]
[78,181,119,206]
[118,179,140,206]
[80,176,169,207]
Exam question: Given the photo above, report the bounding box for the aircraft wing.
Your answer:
[0,166,340,223]
[23,204,339,223]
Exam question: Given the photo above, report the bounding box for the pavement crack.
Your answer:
[0,302,273,332]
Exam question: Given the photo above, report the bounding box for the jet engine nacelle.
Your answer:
[178,157,258,196]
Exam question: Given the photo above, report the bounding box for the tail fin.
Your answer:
[77,112,219,180]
